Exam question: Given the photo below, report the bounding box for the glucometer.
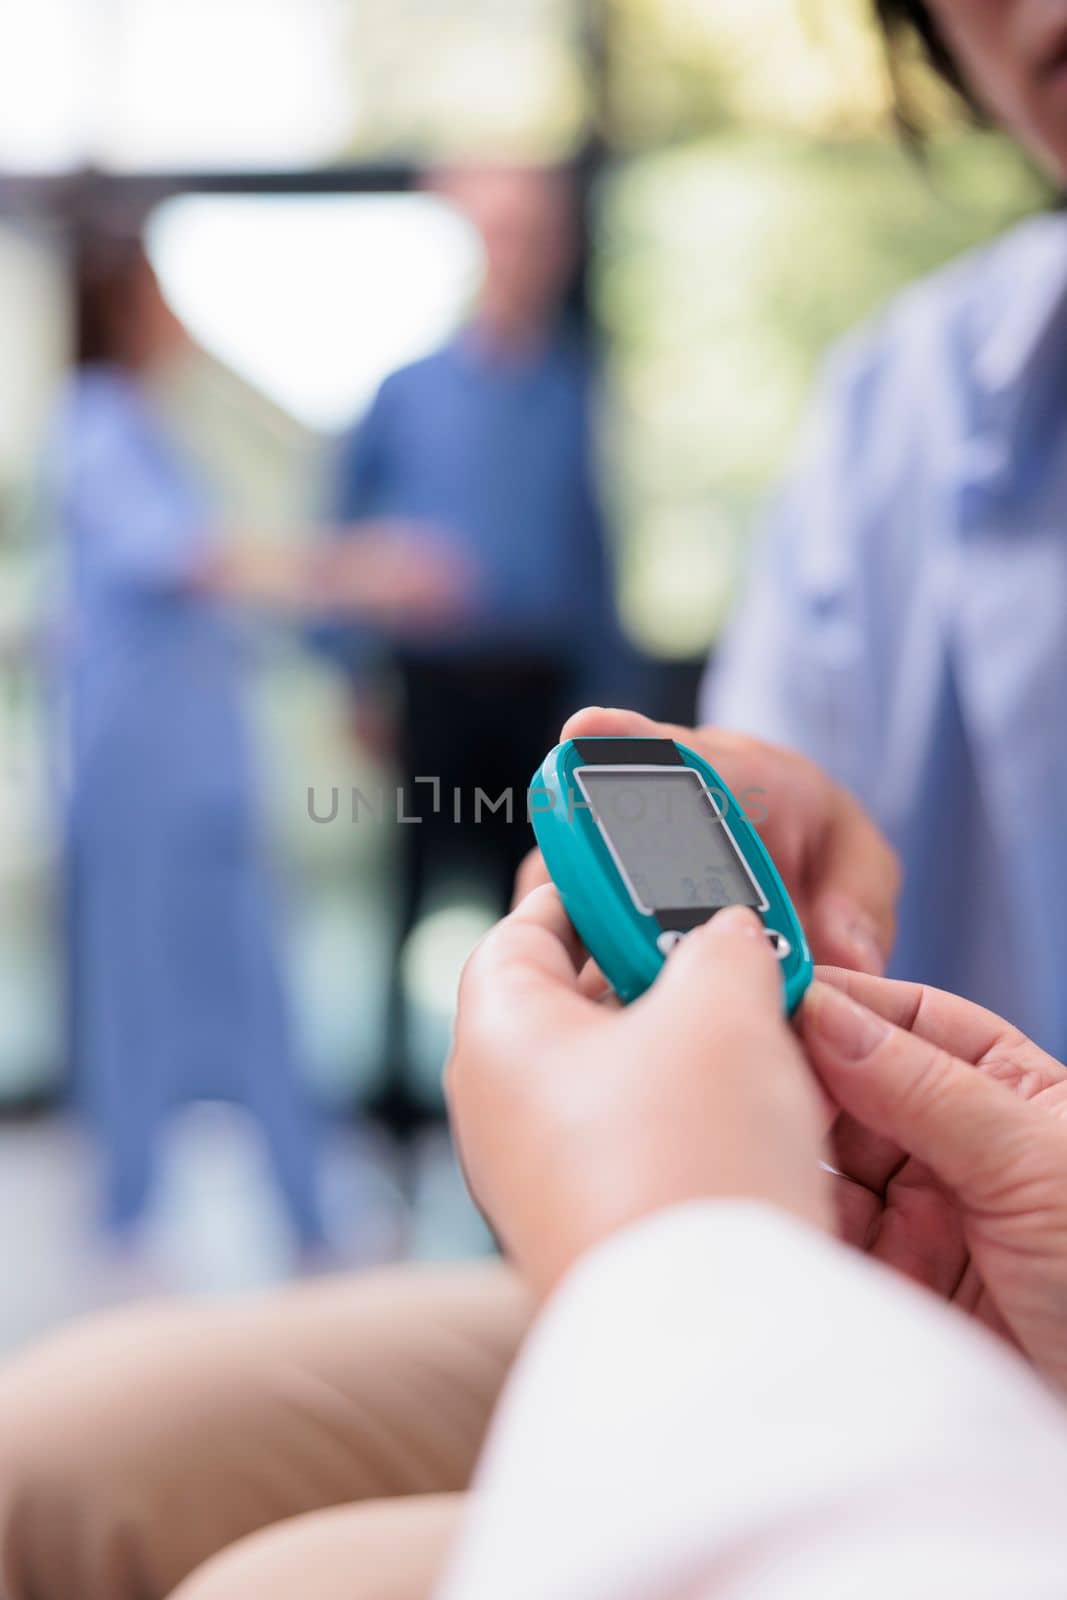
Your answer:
[530,736,813,1012]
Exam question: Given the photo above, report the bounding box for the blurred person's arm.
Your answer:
[202,529,470,627]
[438,890,1067,1600]
[55,380,297,602]
[313,381,476,764]
[59,453,461,624]
[55,371,459,625]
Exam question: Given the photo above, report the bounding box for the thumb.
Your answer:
[560,705,703,752]
[800,980,1025,1203]
[644,906,783,1031]
[560,705,665,743]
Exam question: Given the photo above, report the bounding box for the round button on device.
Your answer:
[657,930,686,957]
[766,930,792,961]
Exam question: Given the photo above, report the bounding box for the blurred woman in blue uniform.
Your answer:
[50,226,465,1241]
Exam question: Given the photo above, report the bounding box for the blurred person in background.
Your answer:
[327,165,641,1130]
[50,218,467,1245]
[704,0,1067,1059]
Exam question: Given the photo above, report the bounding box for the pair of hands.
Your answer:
[206,521,473,627]
[448,708,1067,1398]
[316,520,477,631]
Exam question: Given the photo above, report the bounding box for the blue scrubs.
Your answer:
[51,366,323,1240]
[330,332,635,702]
[704,213,1067,1057]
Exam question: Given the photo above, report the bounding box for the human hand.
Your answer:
[514,706,900,976]
[350,691,397,769]
[317,523,476,629]
[447,886,832,1298]
[800,971,1067,1395]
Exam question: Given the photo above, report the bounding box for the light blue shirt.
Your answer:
[704,212,1067,1056]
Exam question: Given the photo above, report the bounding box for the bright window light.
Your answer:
[101,0,354,171]
[146,194,485,433]
[402,902,497,1020]
[0,0,353,174]
[0,0,87,172]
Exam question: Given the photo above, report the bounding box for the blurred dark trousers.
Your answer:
[378,651,574,1134]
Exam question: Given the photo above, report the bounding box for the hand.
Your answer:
[317,523,476,629]
[350,692,397,769]
[514,706,900,976]
[447,888,832,1298]
[800,971,1067,1395]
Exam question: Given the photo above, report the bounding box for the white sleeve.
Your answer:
[437,1203,1067,1600]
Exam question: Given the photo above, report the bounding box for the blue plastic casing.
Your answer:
[530,736,813,1012]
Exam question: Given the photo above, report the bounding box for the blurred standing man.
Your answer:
[330,166,639,1127]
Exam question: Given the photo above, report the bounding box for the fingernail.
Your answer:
[805,982,892,1061]
[822,900,886,977]
[707,906,764,942]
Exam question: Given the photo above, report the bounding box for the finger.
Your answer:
[805,800,900,976]
[638,907,832,1233]
[512,847,549,909]
[870,1157,968,1297]
[831,1171,882,1249]
[805,995,908,1199]
[490,882,587,983]
[818,965,1063,1198]
[458,885,591,1053]
[830,1112,907,1199]
[561,705,710,753]
[446,889,593,1195]
[801,980,1028,1204]
[815,967,1067,1082]
[561,705,671,743]
[577,956,613,1002]
[642,905,783,1030]
[808,896,890,977]
[510,843,609,998]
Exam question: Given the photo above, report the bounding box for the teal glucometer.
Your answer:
[530,736,813,1012]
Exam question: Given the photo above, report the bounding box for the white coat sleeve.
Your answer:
[438,1202,1067,1600]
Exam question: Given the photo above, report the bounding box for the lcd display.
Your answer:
[577,769,764,915]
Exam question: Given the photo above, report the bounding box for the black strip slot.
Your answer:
[654,907,716,934]
[573,738,683,766]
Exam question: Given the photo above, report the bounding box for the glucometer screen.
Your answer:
[577,768,764,916]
